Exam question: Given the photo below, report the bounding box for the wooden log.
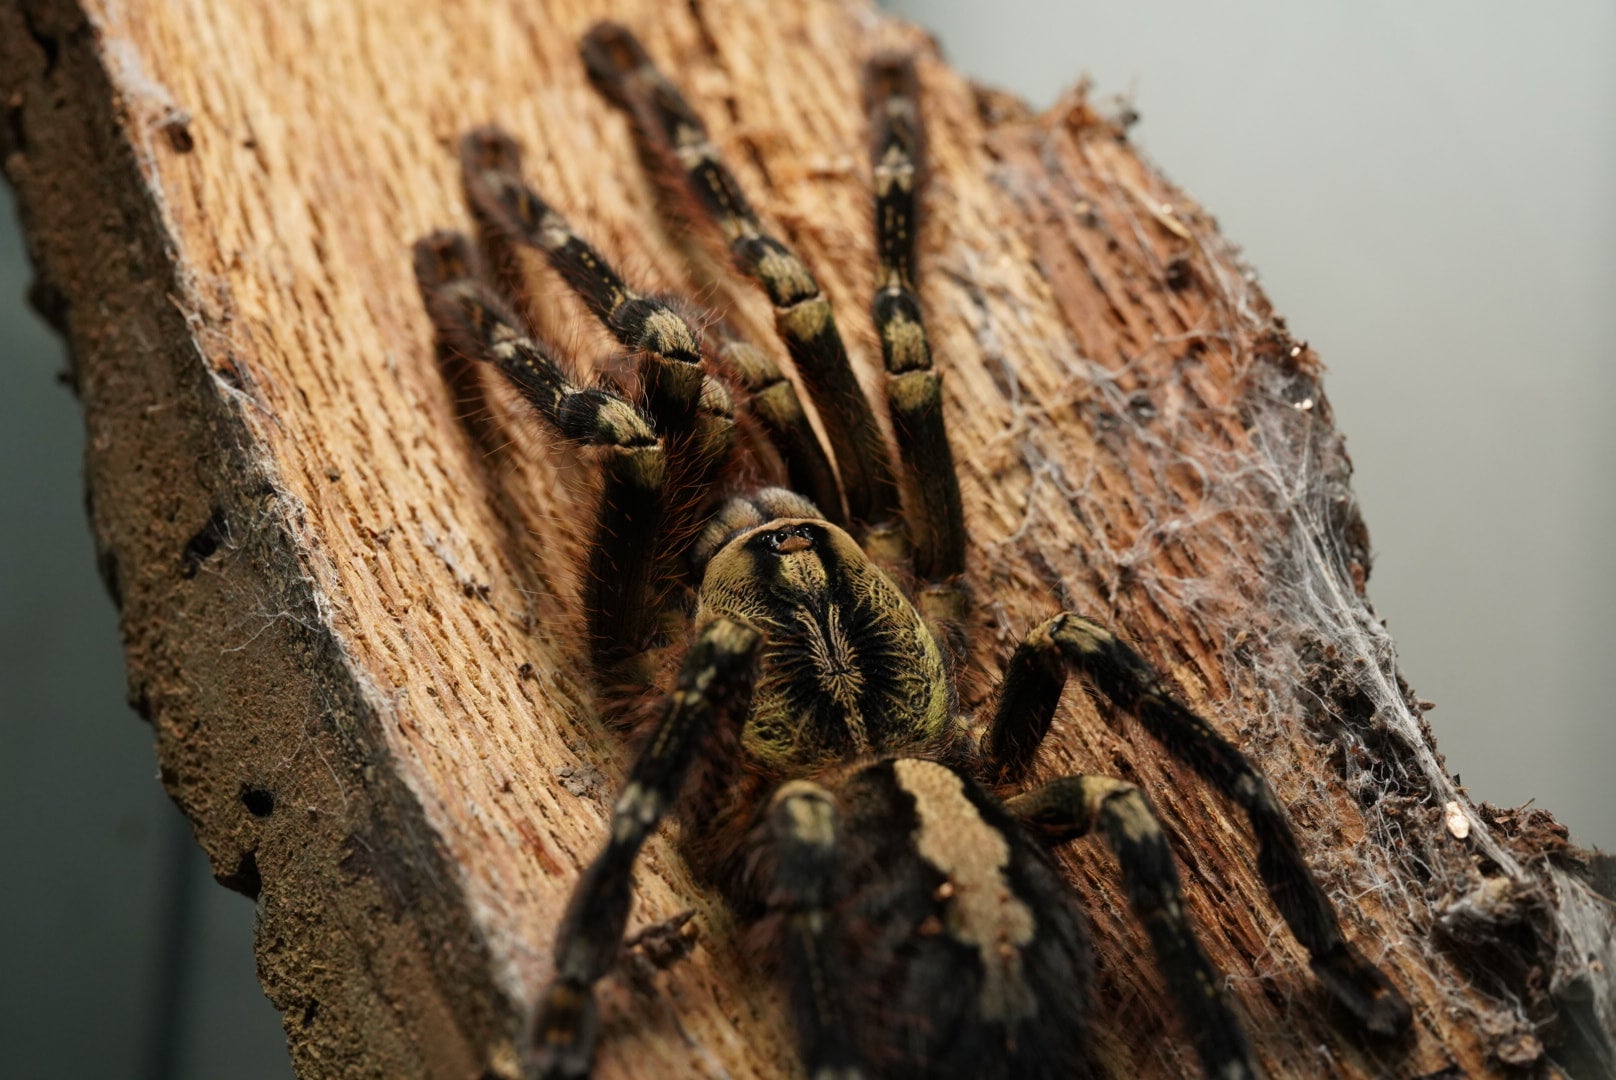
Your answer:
[4,0,1611,1076]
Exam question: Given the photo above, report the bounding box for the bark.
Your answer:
[3,0,1611,1077]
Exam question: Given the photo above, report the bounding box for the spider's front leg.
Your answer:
[984,613,1413,1037]
[711,332,845,527]
[461,127,707,433]
[458,128,738,560]
[865,53,969,633]
[532,617,762,1078]
[582,26,974,635]
[413,233,667,673]
[581,21,902,540]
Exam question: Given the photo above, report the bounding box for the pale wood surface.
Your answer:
[4,0,1611,1076]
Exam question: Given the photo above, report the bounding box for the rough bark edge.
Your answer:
[1238,326,1616,1078]
[1,4,519,1076]
[1031,91,1616,1074]
[977,83,1616,1076]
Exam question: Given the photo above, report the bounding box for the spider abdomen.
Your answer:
[768,758,1093,1079]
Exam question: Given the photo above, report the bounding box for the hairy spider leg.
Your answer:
[985,613,1413,1037]
[461,127,709,432]
[532,617,764,1079]
[413,233,666,673]
[459,129,752,671]
[1006,774,1259,1080]
[460,128,736,520]
[764,781,865,1080]
[581,22,903,546]
[864,54,970,639]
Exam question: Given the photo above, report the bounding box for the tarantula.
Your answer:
[413,22,1410,1080]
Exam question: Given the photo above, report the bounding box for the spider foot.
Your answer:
[531,979,599,1079]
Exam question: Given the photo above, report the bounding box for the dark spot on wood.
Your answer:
[2,90,24,157]
[161,111,194,153]
[180,506,228,577]
[241,784,276,817]
[97,545,123,608]
[1163,255,1194,292]
[27,274,70,336]
[22,8,60,75]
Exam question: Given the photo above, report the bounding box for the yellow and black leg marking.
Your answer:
[679,368,738,510]
[460,127,707,436]
[413,232,667,671]
[460,127,742,585]
[531,617,763,1079]
[580,22,903,537]
[986,613,1413,1037]
[765,782,865,1080]
[1007,775,1258,1080]
[865,54,967,612]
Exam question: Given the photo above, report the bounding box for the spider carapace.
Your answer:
[413,21,1411,1080]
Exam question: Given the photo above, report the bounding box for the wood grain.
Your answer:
[4,0,1611,1076]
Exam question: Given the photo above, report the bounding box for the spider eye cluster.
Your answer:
[764,524,815,556]
[692,489,826,570]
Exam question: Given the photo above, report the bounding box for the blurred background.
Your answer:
[3,2,1611,1076]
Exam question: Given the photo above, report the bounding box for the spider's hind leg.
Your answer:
[1007,774,1258,1080]
[985,613,1413,1037]
[762,781,866,1080]
[865,53,969,642]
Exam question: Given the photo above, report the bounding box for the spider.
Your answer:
[412,22,1410,1080]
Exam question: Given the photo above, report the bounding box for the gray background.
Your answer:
[2,2,1611,1076]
